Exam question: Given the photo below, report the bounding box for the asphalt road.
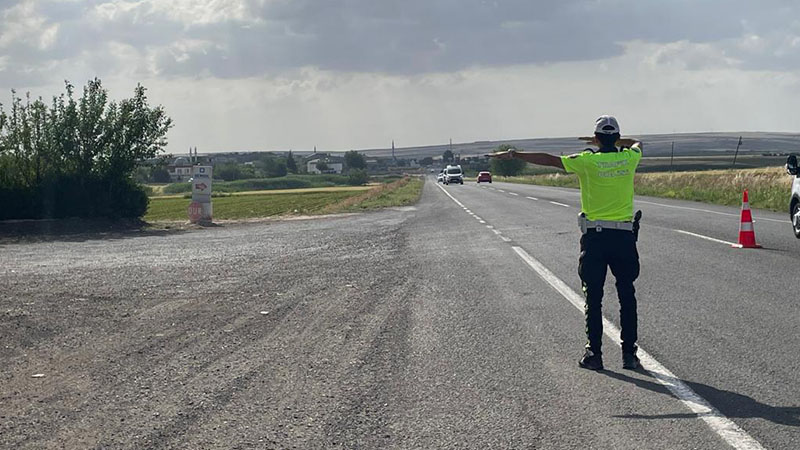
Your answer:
[1,177,798,449]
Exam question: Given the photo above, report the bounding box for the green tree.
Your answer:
[216,163,243,181]
[0,78,172,219]
[151,167,171,183]
[442,149,454,163]
[419,157,433,166]
[344,150,366,170]
[347,168,369,185]
[286,150,298,173]
[490,144,527,176]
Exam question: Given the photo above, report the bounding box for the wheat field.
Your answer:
[502,166,793,212]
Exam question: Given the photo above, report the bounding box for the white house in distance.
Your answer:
[167,157,194,182]
[306,154,344,174]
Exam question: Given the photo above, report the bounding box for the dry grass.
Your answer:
[320,177,423,213]
[503,166,792,212]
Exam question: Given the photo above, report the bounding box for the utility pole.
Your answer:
[732,136,742,168]
[670,141,675,172]
[392,140,396,162]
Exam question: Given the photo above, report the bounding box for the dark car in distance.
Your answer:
[476,171,492,183]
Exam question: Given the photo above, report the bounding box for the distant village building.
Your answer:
[167,157,194,182]
[306,154,344,174]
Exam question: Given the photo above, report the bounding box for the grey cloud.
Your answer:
[2,0,800,88]
[144,0,800,76]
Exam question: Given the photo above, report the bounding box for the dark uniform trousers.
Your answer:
[578,228,640,355]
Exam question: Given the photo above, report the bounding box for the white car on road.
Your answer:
[443,165,464,185]
[786,155,800,238]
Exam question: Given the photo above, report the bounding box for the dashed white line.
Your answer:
[526,196,539,201]
[549,201,570,208]
[509,192,519,196]
[492,229,502,235]
[486,225,494,229]
[511,246,765,450]
[474,216,483,221]
[674,229,738,247]
[500,236,511,242]
[479,220,486,224]
[497,189,505,193]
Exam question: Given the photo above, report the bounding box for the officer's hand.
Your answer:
[616,138,638,148]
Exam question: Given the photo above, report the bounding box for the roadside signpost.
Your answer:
[188,165,213,223]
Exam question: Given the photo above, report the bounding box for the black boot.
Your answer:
[578,349,604,370]
[622,347,640,370]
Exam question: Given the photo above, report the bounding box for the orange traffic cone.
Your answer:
[733,189,762,249]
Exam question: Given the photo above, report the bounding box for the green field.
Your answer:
[159,174,357,195]
[145,177,424,222]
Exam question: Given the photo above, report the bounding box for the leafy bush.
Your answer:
[347,169,369,185]
[0,174,149,220]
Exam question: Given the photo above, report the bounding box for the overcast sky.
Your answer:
[1,0,800,153]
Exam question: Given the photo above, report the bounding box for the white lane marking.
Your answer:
[437,184,467,208]
[492,229,502,235]
[674,229,738,247]
[637,199,786,224]
[474,216,483,221]
[486,225,494,229]
[500,236,511,242]
[509,192,519,196]
[479,220,486,224]
[497,189,505,193]
[549,201,570,208]
[465,210,472,214]
[526,196,539,201]
[510,246,765,450]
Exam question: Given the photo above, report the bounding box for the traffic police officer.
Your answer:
[490,115,642,371]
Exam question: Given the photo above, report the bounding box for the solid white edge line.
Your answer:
[549,201,570,208]
[674,229,739,247]
[510,246,764,450]
[637,199,786,224]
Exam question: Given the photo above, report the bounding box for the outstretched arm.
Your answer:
[488,150,564,170]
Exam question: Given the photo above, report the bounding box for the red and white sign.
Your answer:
[188,201,203,223]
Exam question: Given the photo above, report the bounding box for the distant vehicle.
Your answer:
[437,169,445,183]
[476,171,492,183]
[444,165,463,185]
[786,155,800,238]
